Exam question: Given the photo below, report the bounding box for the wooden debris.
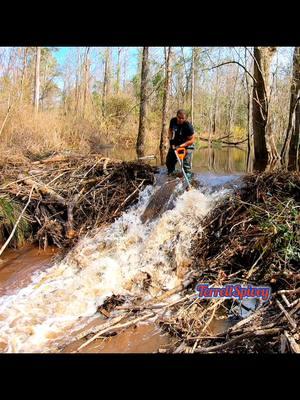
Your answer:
[0,154,156,249]
[158,171,300,353]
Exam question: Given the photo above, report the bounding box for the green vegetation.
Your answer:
[0,195,31,248]
[255,198,300,262]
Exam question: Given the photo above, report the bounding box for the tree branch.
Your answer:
[201,60,257,83]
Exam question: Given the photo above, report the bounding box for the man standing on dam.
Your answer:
[166,109,195,181]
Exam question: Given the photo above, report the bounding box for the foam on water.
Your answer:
[0,182,230,352]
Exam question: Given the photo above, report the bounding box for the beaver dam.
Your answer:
[0,155,299,353]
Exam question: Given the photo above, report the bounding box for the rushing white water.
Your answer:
[0,177,232,353]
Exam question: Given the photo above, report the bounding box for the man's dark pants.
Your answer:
[166,147,194,177]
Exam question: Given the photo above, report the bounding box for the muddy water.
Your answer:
[0,242,237,354]
[61,318,232,354]
[0,246,176,353]
[0,245,58,297]
[63,323,175,353]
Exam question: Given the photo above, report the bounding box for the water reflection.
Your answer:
[101,144,252,174]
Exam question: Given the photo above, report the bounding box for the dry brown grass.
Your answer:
[0,103,163,159]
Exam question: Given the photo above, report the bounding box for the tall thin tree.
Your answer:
[136,47,150,157]
[281,47,300,168]
[160,47,173,161]
[82,47,90,118]
[116,47,122,94]
[102,47,111,116]
[191,47,195,125]
[252,46,278,164]
[19,47,28,103]
[33,47,41,113]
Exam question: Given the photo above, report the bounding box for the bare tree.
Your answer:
[244,48,253,171]
[116,47,122,94]
[122,48,128,90]
[280,47,300,169]
[19,47,28,103]
[102,47,111,116]
[33,47,41,113]
[82,47,90,118]
[288,99,300,170]
[226,66,239,136]
[159,47,173,160]
[191,47,195,125]
[252,46,278,162]
[212,66,220,136]
[136,47,150,157]
[74,48,81,114]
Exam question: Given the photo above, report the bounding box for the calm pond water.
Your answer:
[100,143,252,174]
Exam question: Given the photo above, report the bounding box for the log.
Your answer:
[152,278,194,303]
[66,190,84,239]
[19,174,66,205]
[275,299,297,330]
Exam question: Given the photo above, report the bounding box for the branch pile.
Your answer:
[158,171,300,353]
[0,153,156,249]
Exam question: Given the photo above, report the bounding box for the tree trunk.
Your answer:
[252,46,278,162]
[19,47,28,103]
[288,101,300,170]
[191,48,195,125]
[33,47,41,113]
[212,68,219,137]
[226,67,239,136]
[74,49,80,114]
[246,72,253,172]
[102,47,111,116]
[280,47,300,168]
[181,47,190,105]
[159,47,173,162]
[82,47,90,118]
[116,47,122,94]
[136,47,150,158]
[122,48,128,90]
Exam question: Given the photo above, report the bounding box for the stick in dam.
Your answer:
[0,185,35,259]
